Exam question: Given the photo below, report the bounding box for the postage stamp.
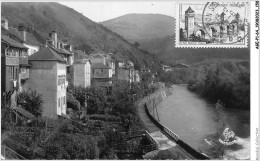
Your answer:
[175,2,250,48]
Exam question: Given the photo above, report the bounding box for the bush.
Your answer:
[17,89,43,117]
[88,114,120,122]
[44,133,99,159]
[67,93,80,111]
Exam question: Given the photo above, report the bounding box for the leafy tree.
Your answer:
[17,89,43,117]
[180,28,187,41]
[133,41,140,48]
[71,86,107,114]
[44,132,99,159]
[67,93,80,111]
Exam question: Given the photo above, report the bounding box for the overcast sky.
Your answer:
[59,1,176,22]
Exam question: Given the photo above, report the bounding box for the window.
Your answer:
[10,66,17,80]
[58,98,60,107]
[63,96,65,105]
[5,48,10,56]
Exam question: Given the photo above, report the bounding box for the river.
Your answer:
[156,85,250,159]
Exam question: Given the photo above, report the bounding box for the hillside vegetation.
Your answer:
[102,14,250,65]
[158,59,250,110]
[101,14,174,43]
[1,2,159,70]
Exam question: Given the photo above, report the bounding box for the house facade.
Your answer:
[91,63,112,87]
[73,59,91,87]
[1,35,28,93]
[115,60,139,83]
[89,53,106,65]
[27,46,67,119]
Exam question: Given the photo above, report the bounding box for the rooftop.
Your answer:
[49,45,72,55]
[74,50,89,60]
[28,46,65,62]
[91,53,105,58]
[185,7,195,14]
[92,63,111,69]
[13,106,35,119]
[5,26,44,46]
[1,35,28,49]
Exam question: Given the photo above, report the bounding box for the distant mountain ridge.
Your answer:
[1,2,159,71]
[101,14,175,43]
[102,13,250,65]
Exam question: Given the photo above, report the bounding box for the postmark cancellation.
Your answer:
[176,2,250,48]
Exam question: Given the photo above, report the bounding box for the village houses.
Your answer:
[1,17,142,120]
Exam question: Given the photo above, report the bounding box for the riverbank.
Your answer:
[156,85,250,160]
[135,87,196,159]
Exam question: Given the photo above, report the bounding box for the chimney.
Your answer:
[1,17,8,30]
[50,31,57,48]
[18,24,26,42]
[69,45,72,51]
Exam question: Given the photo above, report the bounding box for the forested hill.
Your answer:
[102,14,250,65]
[1,2,159,71]
[101,14,175,43]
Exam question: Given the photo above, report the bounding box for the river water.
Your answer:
[156,85,250,159]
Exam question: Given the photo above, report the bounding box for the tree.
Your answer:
[17,89,43,117]
[44,132,99,159]
[71,86,107,114]
[180,28,187,41]
[133,41,140,48]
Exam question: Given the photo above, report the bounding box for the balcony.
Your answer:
[19,56,28,65]
[5,57,19,66]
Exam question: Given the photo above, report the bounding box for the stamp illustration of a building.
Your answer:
[177,2,250,48]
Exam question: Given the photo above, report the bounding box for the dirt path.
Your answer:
[135,89,163,133]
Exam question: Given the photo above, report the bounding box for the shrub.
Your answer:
[67,93,80,111]
[17,89,43,117]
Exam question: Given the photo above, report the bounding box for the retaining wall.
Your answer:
[144,87,210,160]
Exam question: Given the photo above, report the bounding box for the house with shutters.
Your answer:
[1,35,28,94]
[27,46,67,119]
